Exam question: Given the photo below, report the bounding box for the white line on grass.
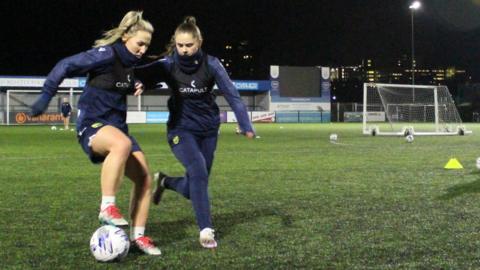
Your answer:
[329,141,352,146]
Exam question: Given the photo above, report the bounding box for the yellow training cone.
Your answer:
[444,158,463,169]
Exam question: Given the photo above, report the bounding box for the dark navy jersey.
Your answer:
[138,54,254,134]
[61,102,72,116]
[41,43,138,132]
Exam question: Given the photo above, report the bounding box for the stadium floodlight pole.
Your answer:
[409,1,421,102]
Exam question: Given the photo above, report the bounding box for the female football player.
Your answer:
[137,16,255,249]
[31,11,161,255]
[60,97,72,130]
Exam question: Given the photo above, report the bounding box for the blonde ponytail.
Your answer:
[94,11,154,48]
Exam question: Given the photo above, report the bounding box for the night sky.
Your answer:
[1,0,480,80]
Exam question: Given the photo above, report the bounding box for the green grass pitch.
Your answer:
[2,123,480,269]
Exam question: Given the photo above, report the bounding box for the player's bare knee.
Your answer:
[112,138,132,156]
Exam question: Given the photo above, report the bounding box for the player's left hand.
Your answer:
[133,81,144,96]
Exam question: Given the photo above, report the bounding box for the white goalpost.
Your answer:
[6,89,82,125]
[4,88,145,125]
[362,83,470,136]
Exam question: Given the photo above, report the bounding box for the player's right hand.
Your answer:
[31,93,52,116]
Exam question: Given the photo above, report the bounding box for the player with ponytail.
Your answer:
[137,16,255,249]
[31,11,161,255]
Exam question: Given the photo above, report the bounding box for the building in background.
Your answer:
[219,40,258,79]
[331,57,470,103]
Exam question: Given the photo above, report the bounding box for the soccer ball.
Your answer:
[329,133,338,141]
[51,126,57,130]
[90,225,130,262]
[405,134,414,143]
[476,157,480,170]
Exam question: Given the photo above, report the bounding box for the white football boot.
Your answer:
[133,236,162,256]
[98,205,128,227]
[199,228,217,249]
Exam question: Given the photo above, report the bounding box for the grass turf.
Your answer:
[1,123,480,269]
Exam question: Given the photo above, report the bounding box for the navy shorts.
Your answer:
[77,121,141,164]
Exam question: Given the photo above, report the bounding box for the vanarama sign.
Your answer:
[12,112,64,124]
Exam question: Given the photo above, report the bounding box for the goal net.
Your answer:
[362,83,469,136]
[5,89,82,125]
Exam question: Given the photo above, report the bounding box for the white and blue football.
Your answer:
[90,225,130,262]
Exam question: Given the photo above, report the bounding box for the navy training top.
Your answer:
[138,50,254,135]
[61,102,72,116]
[40,42,139,133]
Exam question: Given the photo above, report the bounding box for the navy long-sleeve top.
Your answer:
[138,50,254,135]
[40,42,139,132]
[61,102,72,116]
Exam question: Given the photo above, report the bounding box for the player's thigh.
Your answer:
[200,135,218,172]
[90,125,132,157]
[168,131,204,169]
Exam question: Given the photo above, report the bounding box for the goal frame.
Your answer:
[362,83,470,136]
[6,89,82,125]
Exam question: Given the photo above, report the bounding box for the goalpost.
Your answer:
[4,89,145,125]
[5,89,82,125]
[362,83,470,136]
